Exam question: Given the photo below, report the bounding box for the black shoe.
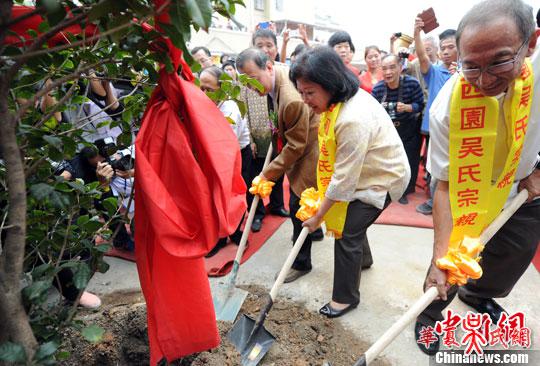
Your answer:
[319,301,359,318]
[458,293,505,323]
[414,321,440,355]
[205,238,227,258]
[311,228,324,241]
[251,218,262,232]
[270,207,290,217]
[398,196,409,205]
[283,268,311,283]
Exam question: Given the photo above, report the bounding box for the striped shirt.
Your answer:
[371,75,425,141]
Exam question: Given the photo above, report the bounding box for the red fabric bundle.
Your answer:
[135,3,246,363]
[5,6,98,46]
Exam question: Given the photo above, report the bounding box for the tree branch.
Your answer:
[5,11,88,87]
[15,57,114,122]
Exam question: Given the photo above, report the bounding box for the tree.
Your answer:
[0,0,243,363]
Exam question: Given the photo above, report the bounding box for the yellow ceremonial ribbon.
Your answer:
[295,187,323,222]
[317,103,348,238]
[440,59,534,285]
[249,176,275,199]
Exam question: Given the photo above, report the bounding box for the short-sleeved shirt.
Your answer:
[428,45,540,202]
[421,64,451,134]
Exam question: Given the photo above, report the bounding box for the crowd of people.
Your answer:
[190,0,540,356]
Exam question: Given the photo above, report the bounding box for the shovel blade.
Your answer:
[213,287,248,322]
[227,315,275,366]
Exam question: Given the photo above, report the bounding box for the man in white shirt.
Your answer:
[415,0,540,355]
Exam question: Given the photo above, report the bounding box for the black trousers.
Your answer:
[332,197,390,304]
[290,189,314,271]
[251,154,285,220]
[402,133,422,195]
[418,198,540,326]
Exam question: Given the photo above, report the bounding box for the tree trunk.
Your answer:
[0,71,38,361]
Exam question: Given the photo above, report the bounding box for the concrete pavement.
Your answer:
[88,221,540,365]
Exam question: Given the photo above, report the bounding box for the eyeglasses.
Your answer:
[461,41,528,80]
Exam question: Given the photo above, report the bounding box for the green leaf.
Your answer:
[96,260,110,273]
[184,0,213,29]
[236,100,247,116]
[81,325,105,343]
[32,263,52,280]
[43,135,63,150]
[76,215,90,226]
[0,342,26,363]
[38,20,50,33]
[247,78,264,93]
[56,351,70,360]
[102,197,118,216]
[30,183,55,200]
[34,341,58,361]
[22,280,51,301]
[83,219,102,233]
[95,244,112,253]
[44,117,58,130]
[225,116,235,125]
[73,263,91,290]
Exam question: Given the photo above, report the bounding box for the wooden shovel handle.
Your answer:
[357,189,529,366]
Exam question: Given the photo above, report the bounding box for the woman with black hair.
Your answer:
[289,46,410,318]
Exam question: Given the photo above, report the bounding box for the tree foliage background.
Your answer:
[0,0,244,364]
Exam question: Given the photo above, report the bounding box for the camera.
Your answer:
[108,154,134,172]
[94,137,134,172]
[393,32,402,38]
[398,50,410,59]
[383,102,397,120]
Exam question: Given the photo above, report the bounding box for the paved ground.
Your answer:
[88,221,540,365]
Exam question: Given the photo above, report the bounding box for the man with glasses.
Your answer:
[415,0,540,356]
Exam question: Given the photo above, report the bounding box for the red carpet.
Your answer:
[375,189,433,229]
[204,180,290,277]
[376,161,434,229]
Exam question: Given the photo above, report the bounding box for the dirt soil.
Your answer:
[60,286,390,366]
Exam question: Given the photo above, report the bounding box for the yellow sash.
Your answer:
[318,103,349,238]
[441,59,533,285]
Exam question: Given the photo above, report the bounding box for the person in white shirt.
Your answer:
[199,66,253,256]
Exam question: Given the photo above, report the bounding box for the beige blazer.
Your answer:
[263,64,319,197]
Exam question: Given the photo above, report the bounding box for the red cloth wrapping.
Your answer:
[135,3,246,363]
[5,6,98,46]
[135,65,247,363]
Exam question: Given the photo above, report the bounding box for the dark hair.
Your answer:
[220,53,230,64]
[252,29,277,47]
[536,8,539,27]
[291,44,307,59]
[289,46,359,106]
[200,65,223,83]
[328,31,356,53]
[80,146,98,160]
[457,0,535,48]
[236,48,269,71]
[364,45,381,59]
[381,53,399,64]
[191,46,211,57]
[438,29,457,42]
[221,60,236,70]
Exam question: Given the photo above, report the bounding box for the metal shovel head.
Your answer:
[213,285,248,322]
[227,314,276,366]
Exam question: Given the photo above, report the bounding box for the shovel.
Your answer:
[213,145,274,322]
[350,189,529,366]
[228,227,310,366]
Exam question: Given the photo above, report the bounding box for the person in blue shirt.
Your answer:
[413,21,458,215]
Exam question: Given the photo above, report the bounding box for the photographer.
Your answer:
[372,54,425,205]
[53,146,115,309]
